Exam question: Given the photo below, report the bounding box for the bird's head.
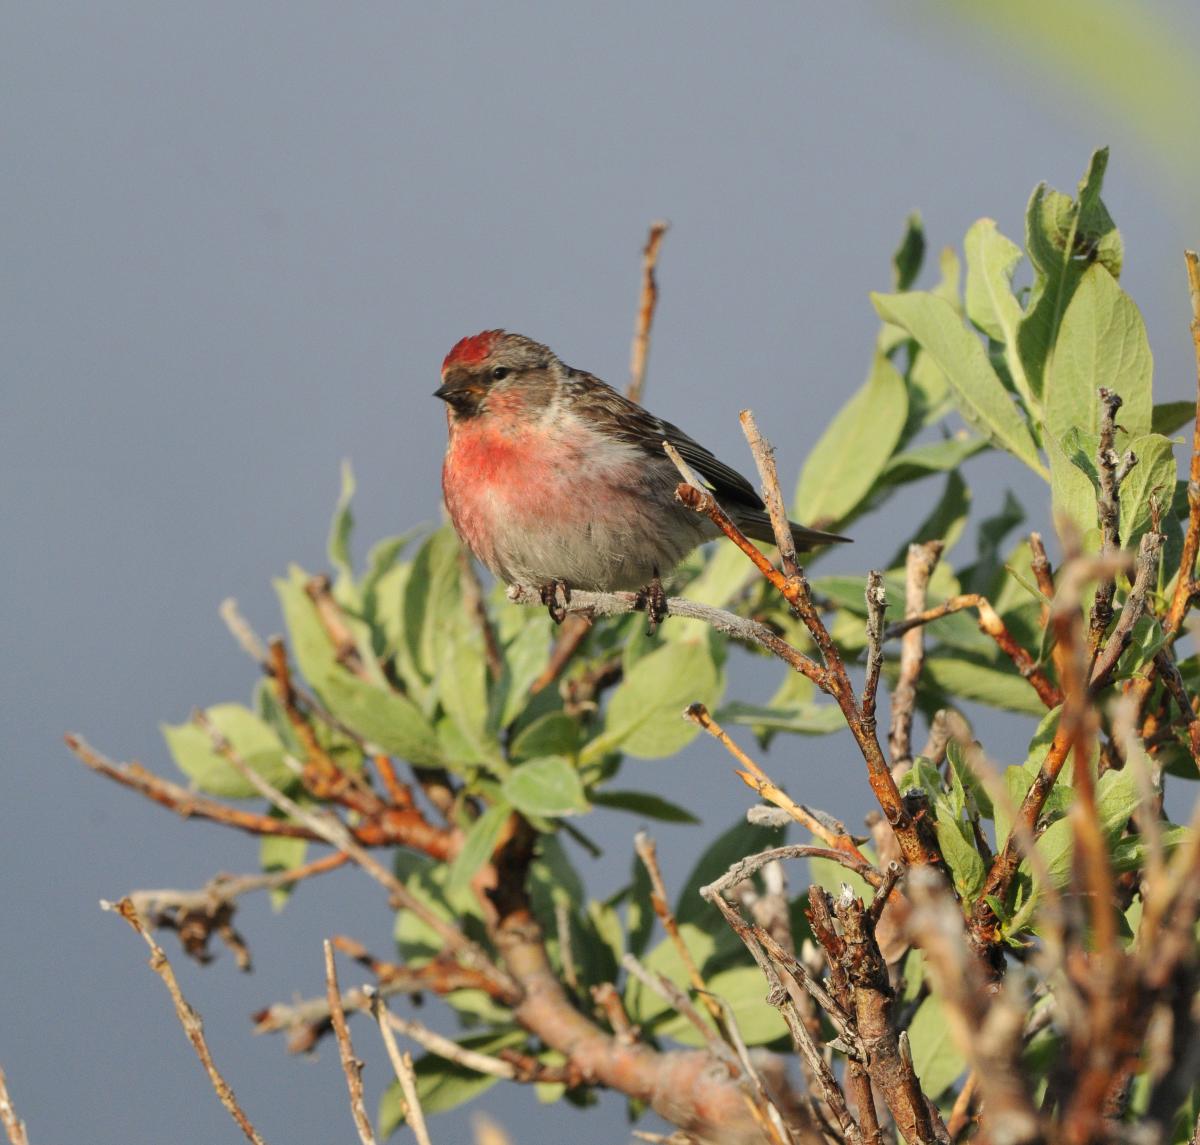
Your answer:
[434,330,560,420]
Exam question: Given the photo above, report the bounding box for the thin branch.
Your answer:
[103,898,269,1145]
[1088,387,1132,659]
[1154,649,1200,769]
[703,843,883,897]
[369,994,433,1145]
[0,1069,29,1145]
[1029,532,1055,630]
[590,983,639,1044]
[324,941,378,1145]
[627,220,669,405]
[862,571,888,733]
[192,712,515,999]
[507,585,828,687]
[635,832,726,1028]
[889,541,943,769]
[684,704,875,868]
[1088,530,1165,692]
[739,408,799,576]
[668,435,932,866]
[884,591,1062,709]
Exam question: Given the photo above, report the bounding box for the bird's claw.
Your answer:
[639,571,668,633]
[540,580,571,624]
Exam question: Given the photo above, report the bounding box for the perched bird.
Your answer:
[435,330,850,620]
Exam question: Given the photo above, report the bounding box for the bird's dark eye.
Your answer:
[491,366,510,381]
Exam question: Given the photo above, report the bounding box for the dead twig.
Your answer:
[0,1069,29,1145]
[368,992,434,1145]
[103,898,269,1145]
[862,571,888,734]
[889,541,944,769]
[627,220,669,405]
[324,941,378,1145]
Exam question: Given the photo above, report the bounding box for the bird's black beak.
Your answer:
[434,372,484,413]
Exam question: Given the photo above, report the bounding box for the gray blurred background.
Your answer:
[4,3,1200,1143]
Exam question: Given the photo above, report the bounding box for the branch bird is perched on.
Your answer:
[436,330,850,622]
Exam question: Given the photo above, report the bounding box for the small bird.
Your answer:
[435,330,850,621]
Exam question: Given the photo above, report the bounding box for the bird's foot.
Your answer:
[638,571,668,633]
[539,580,571,625]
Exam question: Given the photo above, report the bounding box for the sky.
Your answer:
[3,4,1200,1144]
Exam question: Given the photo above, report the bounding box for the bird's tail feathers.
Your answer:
[737,510,851,551]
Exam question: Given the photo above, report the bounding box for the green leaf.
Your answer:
[892,211,926,291]
[501,756,589,818]
[715,700,844,737]
[1045,264,1153,448]
[1018,148,1122,399]
[964,217,1035,410]
[889,470,970,567]
[583,638,721,762]
[591,789,699,823]
[492,619,551,730]
[907,994,967,1099]
[1048,428,1101,545]
[161,704,293,798]
[676,818,784,926]
[327,459,356,592]
[654,963,788,1048]
[934,801,985,901]
[447,804,512,891]
[922,652,1046,716]
[275,569,441,765]
[402,526,464,686]
[1119,433,1179,544]
[1152,401,1196,436]
[436,619,497,766]
[794,353,909,526]
[260,831,308,911]
[510,711,581,761]
[872,291,1047,477]
[878,435,988,486]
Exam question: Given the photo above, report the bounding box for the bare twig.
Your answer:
[1089,530,1165,692]
[739,408,799,576]
[591,983,639,1044]
[1088,387,1133,660]
[103,898,269,1145]
[889,541,943,769]
[884,592,1062,709]
[1029,532,1055,629]
[862,571,888,733]
[668,430,934,867]
[192,712,515,999]
[369,993,434,1145]
[627,221,669,405]
[635,832,726,1028]
[508,584,828,687]
[324,941,378,1145]
[0,1069,29,1145]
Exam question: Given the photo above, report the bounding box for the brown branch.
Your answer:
[104,898,270,1145]
[193,712,514,998]
[66,734,457,858]
[684,703,875,868]
[591,983,639,1044]
[635,832,727,1030]
[703,887,864,1145]
[885,591,1062,708]
[739,408,799,576]
[128,852,349,970]
[627,220,669,405]
[904,870,1045,1145]
[1154,649,1200,769]
[1029,532,1055,629]
[0,1070,29,1145]
[889,541,943,768]
[324,941,377,1145]
[668,437,933,867]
